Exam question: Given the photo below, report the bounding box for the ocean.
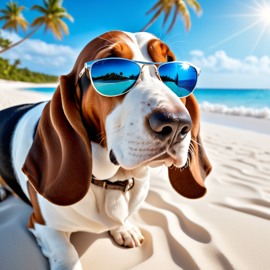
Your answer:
[194,89,270,119]
[21,87,270,119]
[93,79,136,96]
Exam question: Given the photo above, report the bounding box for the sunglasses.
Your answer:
[78,58,200,98]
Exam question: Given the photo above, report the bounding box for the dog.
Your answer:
[0,31,212,270]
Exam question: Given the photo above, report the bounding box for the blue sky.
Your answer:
[1,0,270,89]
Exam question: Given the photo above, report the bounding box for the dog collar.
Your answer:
[91,177,134,192]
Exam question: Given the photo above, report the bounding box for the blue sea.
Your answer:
[21,87,270,119]
[193,89,270,109]
[20,87,56,93]
[93,80,136,96]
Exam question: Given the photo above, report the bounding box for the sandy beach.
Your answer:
[0,83,270,269]
[0,80,56,110]
[0,79,58,89]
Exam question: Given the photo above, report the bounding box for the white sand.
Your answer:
[0,88,50,110]
[0,79,58,89]
[201,111,270,135]
[0,80,52,110]
[1,86,270,269]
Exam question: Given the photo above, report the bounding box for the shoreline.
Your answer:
[0,83,269,136]
[0,79,58,89]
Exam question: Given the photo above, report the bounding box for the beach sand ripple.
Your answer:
[70,124,270,270]
[0,87,270,269]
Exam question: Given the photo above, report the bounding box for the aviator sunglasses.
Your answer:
[78,58,201,98]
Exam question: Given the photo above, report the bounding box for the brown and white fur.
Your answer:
[0,31,212,270]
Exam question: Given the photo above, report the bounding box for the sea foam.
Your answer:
[199,102,270,120]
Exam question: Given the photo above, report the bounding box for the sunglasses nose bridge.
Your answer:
[140,64,160,81]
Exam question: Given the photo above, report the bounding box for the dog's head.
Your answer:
[22,31,212,206]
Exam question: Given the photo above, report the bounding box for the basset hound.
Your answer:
[0,31,212,270]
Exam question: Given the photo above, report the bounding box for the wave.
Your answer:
[199,101,270,120]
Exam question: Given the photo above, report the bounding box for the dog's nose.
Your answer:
[149,111,192,143]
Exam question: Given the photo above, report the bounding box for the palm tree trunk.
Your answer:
[0,24,43,55]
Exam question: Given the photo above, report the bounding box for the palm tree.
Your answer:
[31,0,73,40]
[142,0,202,34]
[0,1,28,33]
[13,58,20,67]
[0,0,73,55]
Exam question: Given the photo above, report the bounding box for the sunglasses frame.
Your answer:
[78,57,201,98]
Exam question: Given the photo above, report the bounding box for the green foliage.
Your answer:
[92,72,136,81]
[0,35,12,48]
[0,57,58,83]
[160,75,175,82]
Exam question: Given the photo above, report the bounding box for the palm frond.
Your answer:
[45,19,62,39]
[0,16,10,21]
[54,23,63,39]
[17,6,26,13]
[162,6,172,27]
[53,7,66,13]
[2,20,12,30]
[142,6,164,32]
[51,0,60,10]
[17,17,28,32]
[3,20,17,32]
[146,0,163,15]
[57,12,74,22]
[143,0,202,33]
[51,21,63,39]
[185,0,202,15]
[43,0,49,10]
[57,18,69,35]
[0,10,13,16]
[167,3,179,34]
[178,0,191,31]
[31,16,46,28]
[31,5,48,14]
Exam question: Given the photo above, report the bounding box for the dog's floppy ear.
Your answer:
[22,75,92,206]
[168,94,212,199]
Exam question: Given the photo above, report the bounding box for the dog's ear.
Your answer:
[22,75,92,206]
[168,94,212,199]
[148,39,176,62]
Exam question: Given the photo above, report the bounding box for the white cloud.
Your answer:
[189,50,270,89]
[195,72,270,89]
[1,30,80,75]
[189,50,270,75]
[189,50,204,58]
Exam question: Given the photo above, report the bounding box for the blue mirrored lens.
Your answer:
[158,63,197,97]
[91,59,140,96]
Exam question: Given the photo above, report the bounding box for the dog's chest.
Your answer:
[37,176,149,234]
[37,144,149,233]
[13,107,149,233]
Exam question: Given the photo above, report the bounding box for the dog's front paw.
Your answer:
[110,222,144,248]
